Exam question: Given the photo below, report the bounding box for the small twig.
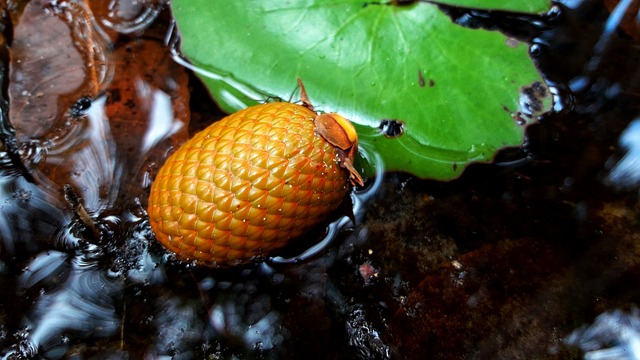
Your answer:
[63,184,101,241]
[120,301,125,350]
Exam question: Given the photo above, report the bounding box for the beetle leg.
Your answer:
[337,149,364,187]
[343,158,364,187]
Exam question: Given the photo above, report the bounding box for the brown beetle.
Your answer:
[298,78,364,187]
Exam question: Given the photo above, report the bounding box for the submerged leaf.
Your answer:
[8,0,106,141]
[172,0,552,179]
[7,0,190,211]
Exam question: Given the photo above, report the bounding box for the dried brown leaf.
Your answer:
[8,0,107,141]
[8,1,190,213]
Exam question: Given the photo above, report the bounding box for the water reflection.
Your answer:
[12,253,121,359]
[30,95,119,213]
[98,0,165,34]
[566,307,640,360]
[1,1,190,358]
[345,305,391,359]
[150,295,208,358]
[124,221,166,285]
[209,291,285,352]
[606,118,640,190]
[24,81,186,214]
[138,81,184,155]
[0,174,66,258]
[4,0,638,358]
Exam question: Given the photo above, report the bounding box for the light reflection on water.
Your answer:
[138,81,184,156]
[209,289,285,352]
[1,0,637,359]
[11,252,121,359]
[0,174,66,257]
[606,118,640,190]
[98,0,164,34]
[32,95,119,213]
[0,1,195,357]
[150,295,209,358]
[566,308,640,360]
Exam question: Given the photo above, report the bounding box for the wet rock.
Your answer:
[388,239,569,359]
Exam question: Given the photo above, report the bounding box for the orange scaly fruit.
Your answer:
[147,101,359,267]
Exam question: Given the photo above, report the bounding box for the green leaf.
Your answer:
[171,0,552,180]
[430,0,552,14]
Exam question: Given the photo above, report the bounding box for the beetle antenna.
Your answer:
[297,77,314,111]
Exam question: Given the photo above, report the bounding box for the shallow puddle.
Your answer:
[0,0,639,359]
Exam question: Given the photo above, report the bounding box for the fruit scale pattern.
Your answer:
[148,100,356,267]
